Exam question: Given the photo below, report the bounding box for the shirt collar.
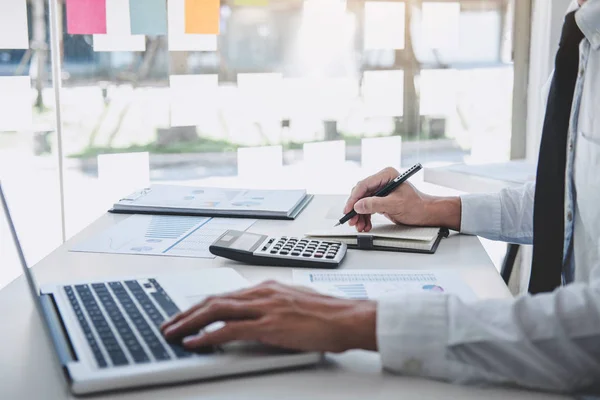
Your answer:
[576,0,600,50]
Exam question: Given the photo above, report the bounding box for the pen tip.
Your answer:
[334,222,340,227]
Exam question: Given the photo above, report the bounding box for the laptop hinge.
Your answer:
[40,293,78,372]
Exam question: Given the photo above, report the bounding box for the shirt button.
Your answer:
[567,211,573,222]
[403,358,423,374]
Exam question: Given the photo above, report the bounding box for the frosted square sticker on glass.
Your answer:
[93,0,146,52]
[169,74,219,127]
[419,69,457,116]
[364,2,405,50]
[362,70,404,118]
[0,77,32,132]
[168,0,217,51]
[0,1,29,49]
[422,2,460,51]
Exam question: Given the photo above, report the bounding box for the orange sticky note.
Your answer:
[185,0,220,35]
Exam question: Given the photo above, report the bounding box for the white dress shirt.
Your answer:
[376,1,600,393]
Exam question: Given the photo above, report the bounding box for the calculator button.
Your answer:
[302,253,312,257]
[280,250,289,255]
[314,253,324,258]
[291,251,300,256]
[326,254,335,259]
[270,250,277,254]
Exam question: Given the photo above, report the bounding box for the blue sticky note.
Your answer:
[129,0,168,35]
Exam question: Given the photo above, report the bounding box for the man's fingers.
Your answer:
[344,168,399,212]
[364,218,373,232]
[163,299,264,341]
[161,284,280,331]
[183,320,264,349]
[354,196,388,215]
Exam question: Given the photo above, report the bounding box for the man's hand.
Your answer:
[160,281,377,353]
[343,167,462,232]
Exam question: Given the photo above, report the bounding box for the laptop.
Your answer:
[0,184,321,395]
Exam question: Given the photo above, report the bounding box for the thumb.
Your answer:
[354,197,387,215]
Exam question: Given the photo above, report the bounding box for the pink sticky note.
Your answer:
[66,0,107,34]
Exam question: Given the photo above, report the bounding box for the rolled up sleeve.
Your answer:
[459,182,535,245]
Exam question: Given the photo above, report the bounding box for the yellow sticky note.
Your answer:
[185,0,220,35]
[234,0,269,5]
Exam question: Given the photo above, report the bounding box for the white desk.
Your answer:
[424,160,536,194]
[0,195,566,400]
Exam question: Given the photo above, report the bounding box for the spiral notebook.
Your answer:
[306,223,448,254]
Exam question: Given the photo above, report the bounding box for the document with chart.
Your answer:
[293,269,477,301]
[71,215,256,259]
[111,185,312,219]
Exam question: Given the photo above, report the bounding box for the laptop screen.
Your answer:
[0,184,41,304]
[0,191,26,292]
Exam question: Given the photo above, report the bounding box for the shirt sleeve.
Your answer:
[459,182,535,245]
[376,262,600,392]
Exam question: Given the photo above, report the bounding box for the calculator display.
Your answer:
[229,233,264,251]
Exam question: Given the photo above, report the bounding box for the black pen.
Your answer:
[335,163,423,227]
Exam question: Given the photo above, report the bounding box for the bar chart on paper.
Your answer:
[71,215,256,258]
[293,270,477,301]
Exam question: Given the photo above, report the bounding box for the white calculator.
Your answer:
[209,230,347,269]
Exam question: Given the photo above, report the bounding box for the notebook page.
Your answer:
[307,222,438,241]
[373,236,437,250]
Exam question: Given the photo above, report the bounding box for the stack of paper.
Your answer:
[111,185,312,220]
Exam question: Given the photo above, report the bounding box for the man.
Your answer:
[162,0,600,392]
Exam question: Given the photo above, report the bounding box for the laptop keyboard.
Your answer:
[64,279,193,368]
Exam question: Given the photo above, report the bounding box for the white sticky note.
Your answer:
[169,74,219,127]
[361,136,402,175]
[237,146,283,178]
[93,0,146,52]
[98,152,150,202]
[303,141,346,168]
[362,70,404,117]
[422,2,460,51]
[0,76,32,132]
[237,73,283,120]
[168,0,217,51]
[0,1,29,50]
[419,69,457,116]
[364,2,405,50]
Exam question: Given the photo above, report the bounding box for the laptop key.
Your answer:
[126,280,193,359]
[64,286,108,368]
[92,283,150,364]
[149,279,181,317]
[109,282,171,362]
[75,284,128,367]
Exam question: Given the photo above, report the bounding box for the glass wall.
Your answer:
[0,0,61,289]
[0,0,518,287]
